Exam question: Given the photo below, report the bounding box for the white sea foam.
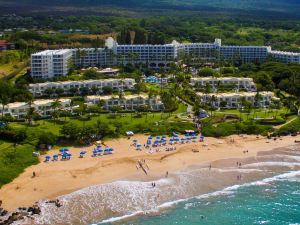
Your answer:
[243,162,300,168]
[14,161,300,225]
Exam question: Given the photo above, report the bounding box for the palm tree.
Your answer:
[51,99,62,120]
[26,98,35,126]
[253,92,263,118]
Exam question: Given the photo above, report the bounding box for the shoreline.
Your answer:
[0,134,299,212]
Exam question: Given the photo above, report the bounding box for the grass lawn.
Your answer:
[0,60,28,79]
[10,103,189,136]
[0,140,39,187]
[213,107,289,122]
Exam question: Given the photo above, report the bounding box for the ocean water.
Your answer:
[120,172,300,225]
[14,145,300,225]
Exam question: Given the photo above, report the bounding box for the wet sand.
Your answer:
[0,134,298,211]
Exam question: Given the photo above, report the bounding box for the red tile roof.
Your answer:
[0,40,12,47]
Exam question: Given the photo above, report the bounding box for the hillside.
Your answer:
[1,0,300,16]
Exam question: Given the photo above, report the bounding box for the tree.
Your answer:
[0,80,13,119]
[26,97,36,126]
[51,99,62,120]
[241,97,253,120]
[220,101,228,109]
[44,88,54,97]
[198,68,216,77]
[102,86,113,95]
[252,72,275,91]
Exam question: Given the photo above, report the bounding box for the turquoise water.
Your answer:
[123,175,300,225]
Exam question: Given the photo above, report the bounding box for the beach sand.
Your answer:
[0,134,298,211]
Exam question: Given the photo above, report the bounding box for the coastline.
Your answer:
[0,134,299,212]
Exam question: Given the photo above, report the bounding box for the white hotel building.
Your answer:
[31,37,300,79]
[0,99,73,119]
[190,77,257,92]
[85,94,164,111]
[31,50,73,79]
[28,78,136,97]
[197,92,279,109]
[269,51,300,63]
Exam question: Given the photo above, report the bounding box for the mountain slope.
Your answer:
[1,0,299,15]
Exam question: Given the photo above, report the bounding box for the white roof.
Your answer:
[270,51,300,56]
[191,77,254,81]
[32,49,72,56]
[197,92,274,98]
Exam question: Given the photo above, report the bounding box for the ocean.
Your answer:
[120,172,300,225]
[15,145,300,225]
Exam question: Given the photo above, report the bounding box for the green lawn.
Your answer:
[10,103,189,136]
[0,140,39,187]
[213,107,289,121]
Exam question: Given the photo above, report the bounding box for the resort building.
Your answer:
[31,49,73,79]
[196,92,279,108]
[0,40,14,51]
[85,94,164,111]
[28,78,136,97]
[0,99,73,119]
[30,37,300,78]
[191,77,257,92]
[269,51,300,64]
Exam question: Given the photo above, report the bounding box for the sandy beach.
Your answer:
[0,134,298,211]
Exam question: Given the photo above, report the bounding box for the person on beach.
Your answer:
[32,171,36,178]
[209,164,212,170]
[166,171,168,178]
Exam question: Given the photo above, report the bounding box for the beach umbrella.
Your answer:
[136,144,142,147]
[156,136,160,139]
[181,138,185,141]
[80,151,86,155]
[148,136,152,139]
[92,149,98,154]
[174,137,179,141]
[67,153,72,157]
[162,135,167,138]
[133,140,138,143]
[61,153,69,158]
[45,156,51,160]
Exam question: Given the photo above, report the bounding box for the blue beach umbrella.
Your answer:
[133,140,138,143]
[45,156,51,160]
[80,151,86,155]
[162,135,167,138]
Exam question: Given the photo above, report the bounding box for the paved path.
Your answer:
[274,116,298,129]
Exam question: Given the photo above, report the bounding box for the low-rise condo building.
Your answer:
[0,99,73,119]
[85,94,164,111]
[28,78,136,97]
[197,92,279,108]
[191,77,257,92]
